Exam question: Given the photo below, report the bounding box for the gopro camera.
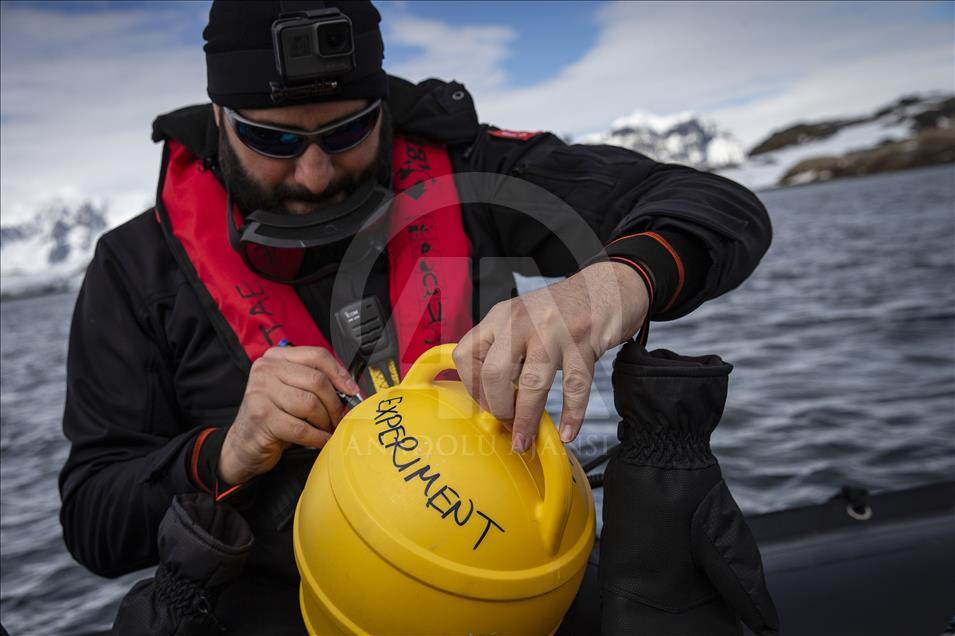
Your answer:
[271,8,355,100]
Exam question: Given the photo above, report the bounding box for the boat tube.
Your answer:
[559,479,955,636]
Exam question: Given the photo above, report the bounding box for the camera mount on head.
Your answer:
[270,2,356,104]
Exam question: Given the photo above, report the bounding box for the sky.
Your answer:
[0,0,953,226]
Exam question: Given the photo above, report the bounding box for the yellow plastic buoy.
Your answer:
[293,344,596,635]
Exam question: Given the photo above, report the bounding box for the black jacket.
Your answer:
[59,76,771,631]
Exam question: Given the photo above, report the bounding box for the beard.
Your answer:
[217,105,392,217]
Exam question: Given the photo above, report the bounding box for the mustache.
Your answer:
[274,176,358,206]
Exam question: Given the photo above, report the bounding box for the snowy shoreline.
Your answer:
[3,93,951,302]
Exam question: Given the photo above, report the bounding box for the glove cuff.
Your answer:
[157,493,254,587]
[612,342,733,469]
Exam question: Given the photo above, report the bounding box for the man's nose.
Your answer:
[293,142,334,194]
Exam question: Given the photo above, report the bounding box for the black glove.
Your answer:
[112,493,254,635]
[599,343,779,636]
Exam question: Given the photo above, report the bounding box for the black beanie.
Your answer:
[203,0,387,108]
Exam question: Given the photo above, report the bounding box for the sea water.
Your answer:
[2,164,953,635]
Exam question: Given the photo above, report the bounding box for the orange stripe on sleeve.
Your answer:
[609,232,684,311]
[215,482,242,502]
[190,427,217,494]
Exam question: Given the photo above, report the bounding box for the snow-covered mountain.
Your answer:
[575,93,953,192]
[0,200,108,298]
[2,93,951,300]
[576,111,746,170]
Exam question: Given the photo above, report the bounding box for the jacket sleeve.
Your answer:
[58,236,244,578]
[465,128,771,320]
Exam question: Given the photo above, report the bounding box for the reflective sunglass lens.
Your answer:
[233,119,305,158]
[230,101,380,158]
[319,106,380,153]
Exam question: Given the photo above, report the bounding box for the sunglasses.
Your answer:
[224,98,382,159]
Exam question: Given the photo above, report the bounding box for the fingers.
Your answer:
[455,299,569,453]
[511,342,560,452]
[266,377,335,432]
[264,407,333,449]
[454,318,497,411]
[274,361,345,428]
[557,350,595,443]
[480,338,523,420]
[254,348,351,431]
[264,345,359,396]
[227,347,351,483]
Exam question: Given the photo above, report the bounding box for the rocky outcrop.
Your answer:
[751,94,955,157]
[779,128,955,186]
[717,93,955,190]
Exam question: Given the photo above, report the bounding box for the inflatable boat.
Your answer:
[30,478,953,636]
[560,478,955,635]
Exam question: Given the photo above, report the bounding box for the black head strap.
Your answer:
[279,0,326,13]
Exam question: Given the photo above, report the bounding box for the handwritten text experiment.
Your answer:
[374,396,505,550]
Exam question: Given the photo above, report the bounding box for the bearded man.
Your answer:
[59,1,773,633]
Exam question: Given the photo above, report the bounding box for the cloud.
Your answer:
[712,41,955,143]
[373,2,953,144]
[0,3,209,224]
[383,16,517,95]
[462,1,954,143]
[1,1,952,227]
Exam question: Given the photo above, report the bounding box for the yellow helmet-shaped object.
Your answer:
[293,344,596,635]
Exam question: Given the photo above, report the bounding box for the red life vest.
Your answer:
[156,135,473,379]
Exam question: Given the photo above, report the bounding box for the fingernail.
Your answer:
[346,378,359,392]
[560,426,574,443]
[512,433,528,453]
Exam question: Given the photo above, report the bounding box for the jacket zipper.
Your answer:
[513,163,616,187]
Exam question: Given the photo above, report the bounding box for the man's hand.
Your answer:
[218,346,360,485]
[453,261,650,452]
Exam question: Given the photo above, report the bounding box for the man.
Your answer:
[59,0,771,632]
